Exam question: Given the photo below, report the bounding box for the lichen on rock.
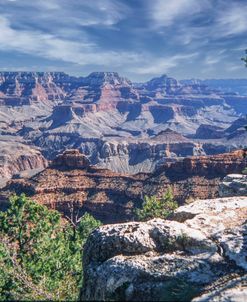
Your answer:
[80,196,247,301]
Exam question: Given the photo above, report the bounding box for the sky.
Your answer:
[0,0,246,81]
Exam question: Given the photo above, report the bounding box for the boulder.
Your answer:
[192,275,247,302]
[80,196,247,301]
[219,174,247,197]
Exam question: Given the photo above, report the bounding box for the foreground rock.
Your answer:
[80,197,247,301]
[219,174,247,197]
[193,275,247,302]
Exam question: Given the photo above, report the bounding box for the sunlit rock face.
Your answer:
[0,71,246,174]
[0,149,246,224]
[80,196,247,301]
[219,174,247,197]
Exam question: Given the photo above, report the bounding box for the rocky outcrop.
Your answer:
[193,275,247,302]
[0,71,80,105]
[0,149,246,223]
[0,138,47,182]
[195,124,225,139]
[50,149,90,169]
[219,174,247,197]
[146,149,247,202]
[0,150,144,223]
[0,71,246,174]
[0,154,47,179]
[80,196,247,301]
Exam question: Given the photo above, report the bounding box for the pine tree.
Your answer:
[136,187,178,221]
[0,194,101,300]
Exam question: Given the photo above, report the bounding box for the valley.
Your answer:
[0,71,246,178]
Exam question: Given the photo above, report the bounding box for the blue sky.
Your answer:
[0,0,246,81]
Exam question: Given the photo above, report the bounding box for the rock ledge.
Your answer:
[80,196,247,301]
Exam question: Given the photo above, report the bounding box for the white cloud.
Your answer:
[0,15,140,67]
[0,0,129,29]
[215,3,247,37]
[203,50,227,66]
[134,53,199,75]
[151,0,210,27]
[150,0,247,47]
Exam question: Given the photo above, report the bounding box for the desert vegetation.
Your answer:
[135,187,178,221]
[0,194,101,301]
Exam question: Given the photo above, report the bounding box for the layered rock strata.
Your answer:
[0,149,246,223]
[0,71,246,174]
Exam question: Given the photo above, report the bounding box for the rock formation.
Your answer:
[80,196,247,301]
[0,137,47,186]
[0,149,246,223]
[50,149,90,169]
[0,71,246,174]
[219,174,247,197]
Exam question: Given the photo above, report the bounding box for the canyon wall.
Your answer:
[0,149,246,223]
[0,71,246,174]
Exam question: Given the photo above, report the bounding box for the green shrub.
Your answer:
[0,194,101,301]
[136,187,178,221]
[242,168,247,175]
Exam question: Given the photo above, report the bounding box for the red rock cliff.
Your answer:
[0,149,246,223]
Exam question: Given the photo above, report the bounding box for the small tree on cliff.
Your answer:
[136,187,178,221]
[0,194,101,301]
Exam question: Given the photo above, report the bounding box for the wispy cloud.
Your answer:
[203,50,227,66]
[0,15,139,67]
[0,0,129,30]
[134,53,199,75]
[150,0,247,47]
[151,0,210,27]
[0,0,246,80]
[214,2,247,37]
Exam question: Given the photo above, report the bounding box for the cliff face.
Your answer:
[144,149,247,203]
[0,154,47,179]
[0,71,80,105]
[0,138,47,185]
[0,71,246,174]
[80,196,247,301]
[0,149,144,223]
[0,149,246,223]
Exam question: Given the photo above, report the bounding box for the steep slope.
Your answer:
[0,149,246,223]
[0,136,47,186]
[0,71,246,173]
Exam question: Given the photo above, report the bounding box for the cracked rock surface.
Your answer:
[80,196,247,301]
[219,174,247,197]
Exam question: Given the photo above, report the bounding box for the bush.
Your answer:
[242,168,247,175]
[0,194,101,301]
[136,187,178,221]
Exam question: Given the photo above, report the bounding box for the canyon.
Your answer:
[80,173,247,301]
[0,149,246,223]
[0,71,246,178]
[0,71,246,301]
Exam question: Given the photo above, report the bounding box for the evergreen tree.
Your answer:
[0,194,101,300]
[136,187,178,221]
